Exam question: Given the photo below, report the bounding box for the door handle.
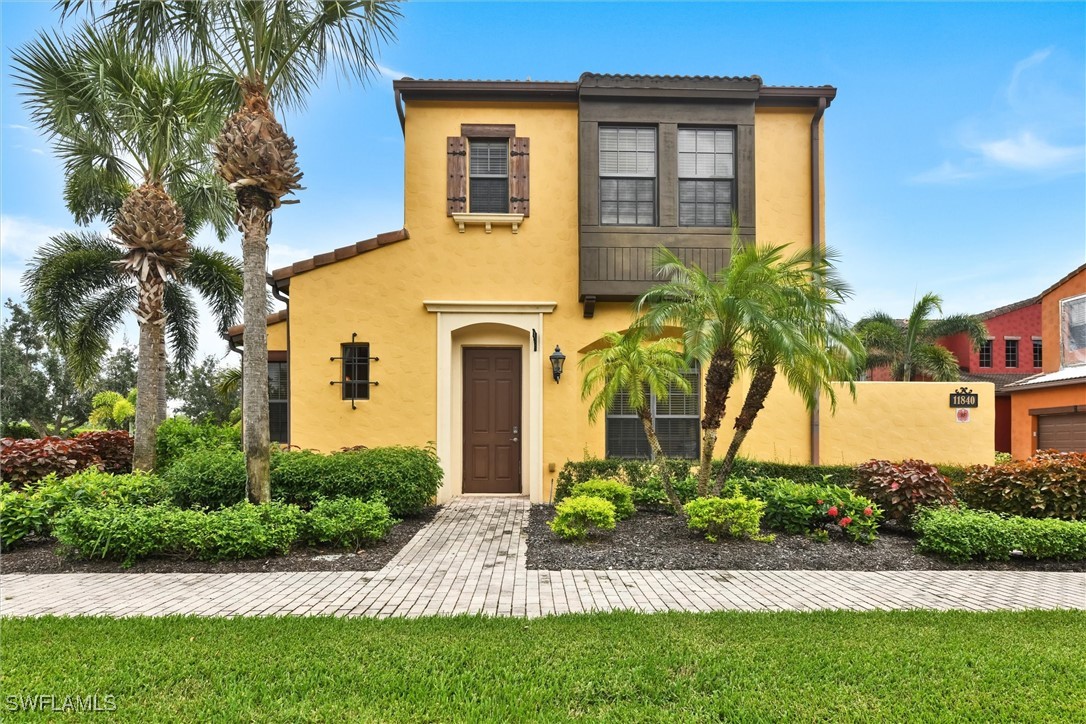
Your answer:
[511,425,519,443]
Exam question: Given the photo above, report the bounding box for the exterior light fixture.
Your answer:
[549,345,566,383]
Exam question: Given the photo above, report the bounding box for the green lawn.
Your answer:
[3,611,1084,722]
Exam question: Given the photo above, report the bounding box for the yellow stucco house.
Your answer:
[227,73,991,504]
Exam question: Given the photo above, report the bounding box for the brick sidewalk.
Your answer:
[2,498,1084,617]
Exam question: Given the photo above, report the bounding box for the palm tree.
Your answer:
[64,0,402,500]
[713,248,865,490]
[580,328,691,512]
[637,237,794,497]
[855,293,987,381]
[13,24,238,470]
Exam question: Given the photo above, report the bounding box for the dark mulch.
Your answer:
[0,506,440,574]
[526,505,1086,572]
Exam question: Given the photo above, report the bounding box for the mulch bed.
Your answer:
[0,506,440,574]
[526,505,1086,572]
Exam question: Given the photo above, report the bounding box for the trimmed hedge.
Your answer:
[854,459,954,523]
[549,496,617,541]
[154,417,241,473]
[569,479,635,520]
[914,506,1086,562]
[956,451,1086,521]
[75,430,133,474]
[0,436,103,489]
[164,447,246,510]
[302,498,396,549]
[685,495,771,543]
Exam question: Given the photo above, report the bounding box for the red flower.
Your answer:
[827,506,838,517]
[840,516,853,527]
[864,507,873,517]
[816,499,823,505]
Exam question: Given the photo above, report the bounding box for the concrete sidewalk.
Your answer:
[3,498,1084,618]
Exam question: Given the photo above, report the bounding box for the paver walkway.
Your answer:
[2,498,1084,617]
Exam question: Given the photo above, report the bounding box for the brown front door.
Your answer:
[463,347,522,493]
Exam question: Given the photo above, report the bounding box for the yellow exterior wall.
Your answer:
[820,382,995,466]
[278,99,848,499]
[267,319,287,352]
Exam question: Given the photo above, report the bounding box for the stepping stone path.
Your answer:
[2,498,1083,617]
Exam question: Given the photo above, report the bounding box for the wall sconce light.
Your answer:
[549,345,566,383]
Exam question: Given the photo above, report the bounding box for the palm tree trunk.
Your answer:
[637,408,684,515]
[132,278,166,471]
[697,349,736,497]
[238,189,272,504]
[715,362,777,494]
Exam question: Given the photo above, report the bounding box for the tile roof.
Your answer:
[1037,262,1086,300]
[957,371,1040,394]
[226,309,288,341]
[976,296,1039,320]
[269,228,409,286]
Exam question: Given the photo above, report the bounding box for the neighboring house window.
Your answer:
[469,139,509,213]
[342,343,372,400]
[268,361,288,444]
[1033,339,1043,368]
[599,126,656,226]
[978,339,993,368]
[1005,339,1019,368]
[606,364,700,459]
[1061,294,1086,367]
[678,128,734,227]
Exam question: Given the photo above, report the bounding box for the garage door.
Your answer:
[1037,413,1086,453]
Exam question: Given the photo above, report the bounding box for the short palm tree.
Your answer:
[65,0,402,500]
[637,237,794,497]
[13,24,239,469]
[854,293,987,381]
[580,328,691,512]
[713,249,865,490]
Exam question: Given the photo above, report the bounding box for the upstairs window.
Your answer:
[1005,338,1019,368]
[599,127,656,226]
[1033,339,1043,368]
[1061,294,1086,367]
[606,364,700,459]
[469,139,509,213]
[978,339,993,368]
[678,128,734,227]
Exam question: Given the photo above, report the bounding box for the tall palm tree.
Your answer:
[580,328,691,513]
[13,24,238,469]
[637,237,793,497]
[713,248,865,491]
[855,293,987,381]
[64,0,402,500]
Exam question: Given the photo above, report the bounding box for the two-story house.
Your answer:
[1005,263,1086,458]
[228,74,840,502]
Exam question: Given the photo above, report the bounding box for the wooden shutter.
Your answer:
[446,136,466,215]
[509,137,529,217]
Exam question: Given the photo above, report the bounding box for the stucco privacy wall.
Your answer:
[283,101,829,498]
[819,382,995,466]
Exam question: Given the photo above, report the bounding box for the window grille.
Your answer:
[978,340,993,368]
[678,128,734,227]
[469,140,509,213]
[606,364,700,459]
[1005,339,1019,368]
[599,127,656,225]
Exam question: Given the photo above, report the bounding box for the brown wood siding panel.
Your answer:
[510,137,530,216]
[1037,413,1086,453]
[461,123,516,138]
[446,136,466,215]
[462,348,522,493]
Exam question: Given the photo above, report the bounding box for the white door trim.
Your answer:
[426,301,557,503]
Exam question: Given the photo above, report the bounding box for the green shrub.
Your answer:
[570,478,635,520]
[684,496,773,543]
[0,485,49,550]
[154,417,241,473]
[54,504,205,566]
[854,459,955,523]
[914,506,1086,563]
[956,451,1086,521]
[549,496,617,541]
[271,446,442,515]
[994,452,1013,465]
[1,421,38,440]
[554,459,692,506]
[200,502,304,561]
[164,447,246,510]
[302,498,396,548]
[739,477,881,544]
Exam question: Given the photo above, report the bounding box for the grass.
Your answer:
[3,611,1084,721]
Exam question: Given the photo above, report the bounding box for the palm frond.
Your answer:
[66,284,138,386]
[163,282,200,372]
[182,246,244,336]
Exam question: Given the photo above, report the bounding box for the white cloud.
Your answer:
[0,215,68,260]
[377,64,411,82]
[6,124,32,132]
[976,131,1084,171]
[1007,47,1052,103]
[909,160,980,185]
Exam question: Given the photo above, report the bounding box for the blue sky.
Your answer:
[2,1,1084,363]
